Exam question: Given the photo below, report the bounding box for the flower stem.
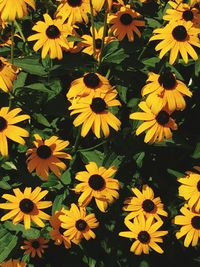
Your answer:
[89,0,96,58]
[98,3,108,68]
[10,22,15,64]
[78,140,107,152]
[14,20,26,43]
[72,127,81,154]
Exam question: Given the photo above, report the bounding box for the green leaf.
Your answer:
[195,57,200,76]
[192,142,200,159]
[60,168,71,185]
[116,85,128,103]
[139,260,150,267]
[0,225,18,263]
[167,169,185,178]
[13,72,28,91]
[52,192,66,214]
[133,152,145,169]
[4,221,40,239]
[32,113,51,127]
[104,152,124,169]
[79,150,104,165]
[1,161,17,170]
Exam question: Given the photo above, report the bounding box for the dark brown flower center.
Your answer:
[19,198,34,214]
[156,111,170,125]
[138,231,150,244]
[182,10,194,21]
[75,219,87,231]
[172,25,188,41]
[68,0,82,7]
[83,73,100,88]
[120,13,133,25]
[95,38,102,49]
[46,25,60,39]
[142,199,155,212]
[197,180,200,191]
[88,174,105,190]
[90,97,107,113]
[158,71,176,89]
[191,216,200,229]
[31,240,40,249]
[0,116,7,131]
[36,145,52,159]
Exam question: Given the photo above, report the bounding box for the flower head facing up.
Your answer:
[50,210,71,249]
[69,90,121,138]
[142,71,192,113]
[108,5,145,42]
[0,0,35,21]
[119,214,168,255]
[0,187,52,229]
[123,185,168,222]
[174,205,200,247]
[0,57,19,93]
[0,259,26,267]
[59,203,99,244]
[26,134,72,180]
[28,14,70,60]
[80,26,115,60]
[163,0,200,25]
[56,0,90,25]
[21,237,49,258]
[178,172,200,212]
[130,101,177,143]
[67,72,113,101]
[74,161,120,212]
[150,20,200,64]
[0,107,29,156]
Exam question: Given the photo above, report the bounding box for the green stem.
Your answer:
[78,140,107,152]
[72,128,81,154]
[14,20,26,43]
[10,22,15,64]
[89,0,96,58]
[98,3,108,68]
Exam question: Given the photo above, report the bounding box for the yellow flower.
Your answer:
[108,5,145,42]
[80,26,115,60]
[0,187,52,229]
[123,185,168,222]
[0,0,35,21]
[50,210,71,249]
[69,90,121,138]
[0,259,26,267]
[142,71,192,113]
[119,214,168,255]
[129,101,177,143]
[21,237,49,258]
[26,134,72,181]
[59,203,99,244]
[28,13,70,60]
[174,205,200,247]
[56,0,90,25]
[74,162,120,212]
[66,72,114,101]
[0,107,29,156]
[0,57,19,92]
[150,20,200,64]
[178,171,200,212]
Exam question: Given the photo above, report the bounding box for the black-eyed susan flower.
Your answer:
[142,71,192,113]
[67,72,113,101]
[59,203,99,244]
[74,161,120,212]
[80,26,115,60]
[69,90,121,138]
[119,214,168,255]
[0,25,12,47]
[0,107,29,157]
[50,210,71,249]
[163,0,200,25]
[0,57,19,93]
[0,187,52,229]
[26,134,72,181]
[56,0,90,25]
[174,205,200,247]
[0,0,35,21]
[149,21,200,64]
[21,237,49,258]
[108,5,145,42]
[0,259,26,267]
[123,185,168,222]
[107,0,125,11]
[178,172,200,212]
[130,101,177,143]
[28,13,70,60]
